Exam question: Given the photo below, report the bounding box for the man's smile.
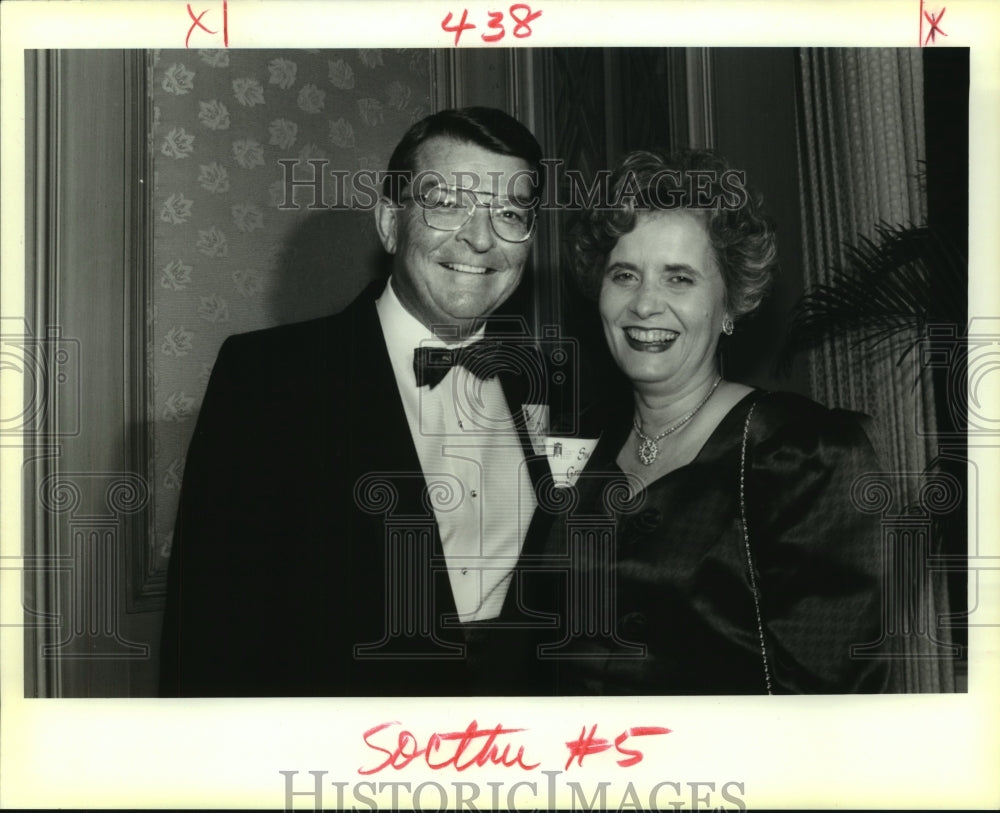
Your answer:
[440,261,496,275]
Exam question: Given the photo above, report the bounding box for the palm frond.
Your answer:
[777,223,966,373]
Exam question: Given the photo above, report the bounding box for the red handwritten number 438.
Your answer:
[442,5,543,46]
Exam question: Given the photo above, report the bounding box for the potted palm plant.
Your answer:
[778,220,968,690]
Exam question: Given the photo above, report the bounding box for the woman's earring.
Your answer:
[722,316,734,336]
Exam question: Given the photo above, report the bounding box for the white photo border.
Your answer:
[1,1,998,809]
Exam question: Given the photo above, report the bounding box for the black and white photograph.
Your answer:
[2,1,997,810]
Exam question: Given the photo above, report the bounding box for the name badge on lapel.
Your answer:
[542,437,598,488]
[522,403,597,488]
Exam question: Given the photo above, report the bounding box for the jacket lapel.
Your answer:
[335,281,460,621]
[498,365,553,497]
[334,289,562,626]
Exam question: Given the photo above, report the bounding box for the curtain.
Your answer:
[796,48,956,692]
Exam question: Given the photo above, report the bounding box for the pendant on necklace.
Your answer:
[637,438,659,466]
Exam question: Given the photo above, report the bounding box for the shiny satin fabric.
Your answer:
[526,391,892,695]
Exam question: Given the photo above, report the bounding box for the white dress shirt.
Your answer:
[375,279,537,621]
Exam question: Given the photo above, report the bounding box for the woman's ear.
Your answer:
[374,197,399,254]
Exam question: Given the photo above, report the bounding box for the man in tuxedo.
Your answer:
[159,107,557,696]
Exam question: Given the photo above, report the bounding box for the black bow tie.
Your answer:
[412,340,503,389]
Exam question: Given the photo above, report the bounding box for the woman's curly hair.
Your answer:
[569,148,778,320]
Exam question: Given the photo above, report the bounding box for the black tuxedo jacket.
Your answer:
[159,280,558,696]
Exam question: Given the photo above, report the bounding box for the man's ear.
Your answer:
[374,196,399,254]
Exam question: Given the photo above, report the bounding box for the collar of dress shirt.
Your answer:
[375,276,488,387]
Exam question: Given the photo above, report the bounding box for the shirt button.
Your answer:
[461,568,469,575]
[470,489,478,498]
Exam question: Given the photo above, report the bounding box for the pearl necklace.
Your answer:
[632,376,723,466]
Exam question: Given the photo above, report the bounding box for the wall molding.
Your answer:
[23,49,159,696]
[122,50,159,612]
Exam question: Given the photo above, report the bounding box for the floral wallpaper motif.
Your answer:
[151,49,431,563]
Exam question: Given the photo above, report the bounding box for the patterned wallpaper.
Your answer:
[150,48,431,562]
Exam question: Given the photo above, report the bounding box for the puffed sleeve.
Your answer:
[744,393,891,693]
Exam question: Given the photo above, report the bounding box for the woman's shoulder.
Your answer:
[750,389,871,426]
[746,390,880,464]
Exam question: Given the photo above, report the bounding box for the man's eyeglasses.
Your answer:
[400,185,536,244]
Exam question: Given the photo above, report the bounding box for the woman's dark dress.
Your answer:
[526,390,891,695]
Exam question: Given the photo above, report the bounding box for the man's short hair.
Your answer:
[382,106,544,203]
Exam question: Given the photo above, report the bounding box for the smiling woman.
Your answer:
[599,211,730,398]
[519,148,893,695]
[573,149,779,484]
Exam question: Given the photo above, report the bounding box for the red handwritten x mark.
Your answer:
[922,6,947,46]
[186,2,229,48]
[186,5,216,47]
